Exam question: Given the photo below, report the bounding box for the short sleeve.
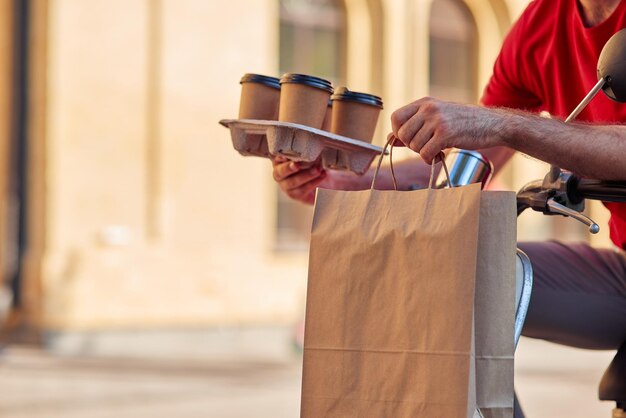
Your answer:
[480,10,543,111]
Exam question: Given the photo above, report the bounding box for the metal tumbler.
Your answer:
[435,150,493,189]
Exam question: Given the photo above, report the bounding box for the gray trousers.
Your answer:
[513,241,626,417]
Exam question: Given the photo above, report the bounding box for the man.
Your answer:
[273,0,626,414]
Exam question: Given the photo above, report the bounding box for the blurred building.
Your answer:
[0,0,612,350]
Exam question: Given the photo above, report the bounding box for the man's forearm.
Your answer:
[391,98,626,180]
[498,110,626,180]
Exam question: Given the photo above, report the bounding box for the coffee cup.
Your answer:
[238,73,281,120]
[330,87,383,143]
[321,100,333,131]
[279,73,333,128]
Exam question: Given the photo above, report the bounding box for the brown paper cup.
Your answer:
[321,101,333,131]
[238,74,281,120]
[279,73,333,129]
[330,87,383,143]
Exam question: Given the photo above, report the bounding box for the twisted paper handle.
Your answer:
[370,135,451,190]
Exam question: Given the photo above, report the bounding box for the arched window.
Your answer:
[428,0,478,103]
[276,0,346,250]
[279,0,346,84]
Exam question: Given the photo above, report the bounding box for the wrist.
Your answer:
[322,169,371,191]
[340,170,373,190]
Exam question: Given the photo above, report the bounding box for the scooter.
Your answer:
[440,28,626,418]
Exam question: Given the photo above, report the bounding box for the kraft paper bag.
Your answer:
[302,184,482,417]
[301,184,516,418]
[474,192,516,418]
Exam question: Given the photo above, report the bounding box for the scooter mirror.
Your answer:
[598,28,626,102]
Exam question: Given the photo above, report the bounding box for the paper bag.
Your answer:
[301,184,516,418]
[302,184,481,417]
[474,192,516,418]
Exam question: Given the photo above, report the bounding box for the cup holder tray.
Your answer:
[219,119,385,175]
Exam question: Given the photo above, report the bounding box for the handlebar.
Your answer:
[572,178,626,202]
[444,149,626,232]
[517,175,626,207]
[516,173,626,233]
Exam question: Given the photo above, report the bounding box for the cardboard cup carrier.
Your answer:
[223,73,385,175]
[279,73,333,129]
[330,87,383,143]
[238,73,281,120]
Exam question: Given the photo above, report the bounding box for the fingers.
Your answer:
[272,156,287,165]
[273,159,301,182]
[395,110,438,160]
[271,157,326,204]
[272,155,289,169]
[386,132,405,147]
[397,112,426,149]
[390,97,436,134]
[390,97,449,164]
[412,128,436,157]
[391,100,421,135]
[281,165,324,191]
[286,174,327,204]
[418,133,444,164]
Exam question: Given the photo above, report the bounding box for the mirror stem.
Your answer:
[564,77,607,123]
[548,77,607,181]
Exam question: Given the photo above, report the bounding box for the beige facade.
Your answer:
[2,0,611,334]
[0,0,14,291]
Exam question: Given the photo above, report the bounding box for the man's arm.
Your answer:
[272,142,515,206]
[499,111,626,179]
[391,97,626,180]
[272,156,433,205]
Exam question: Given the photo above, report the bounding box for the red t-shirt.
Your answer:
[481,0,626,249]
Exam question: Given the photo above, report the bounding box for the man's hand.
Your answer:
[391,97,504,163]
[272,155,408,204]
[272,157,327,205]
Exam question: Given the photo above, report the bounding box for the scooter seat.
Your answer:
[599,340,626,405]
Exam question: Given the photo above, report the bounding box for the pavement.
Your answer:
[0,336,618,418]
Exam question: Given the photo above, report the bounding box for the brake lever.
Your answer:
[546,198,600,234]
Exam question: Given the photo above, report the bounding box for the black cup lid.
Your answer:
[279,73,334,94]
[331,87,383,108]
[240,73,281,90]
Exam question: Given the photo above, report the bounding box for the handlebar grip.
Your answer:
[574,178,626,202]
